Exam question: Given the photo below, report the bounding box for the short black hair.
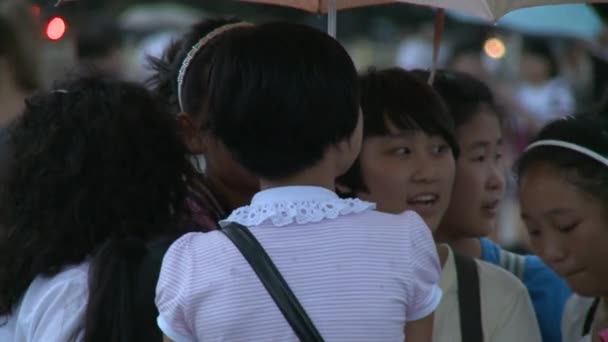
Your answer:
[200,22,360,180]
[0,76,193,340]
[412,69,502,128]
[516,114,608,209]
[76,16,123,60]
[147,18,244,115]
[338,67,459,194]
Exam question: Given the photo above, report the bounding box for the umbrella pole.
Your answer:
[328,0,337,38]
[428,9,445,85]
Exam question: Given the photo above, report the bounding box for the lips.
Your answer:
[407,193,439,206]
[481,200,500,217]
[561,268,586,278]
[406,193,443,218]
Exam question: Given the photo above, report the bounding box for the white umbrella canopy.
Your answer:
[238,0,608,21]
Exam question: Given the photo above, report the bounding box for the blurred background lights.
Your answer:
[46,17,67,41]
[484,37,506,59]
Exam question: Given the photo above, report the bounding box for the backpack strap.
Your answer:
[221,221,325,342]
[583,298,601,336]
[498,249,526,281]
[454,253,484,342]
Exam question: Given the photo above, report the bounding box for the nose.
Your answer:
[411,153,437,184]
[486,162,506,193]
[534,232,568,266]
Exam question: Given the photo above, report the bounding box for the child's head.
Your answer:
[413,69,505,239]
[338,67,458,230]
[148,18,259,204]
[0,76,192,316]
[520,38,559,84]
[198,22,361,183]
[517,114,608,297]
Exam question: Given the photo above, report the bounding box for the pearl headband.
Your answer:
[177,22,253,112]
[524,139,608,167]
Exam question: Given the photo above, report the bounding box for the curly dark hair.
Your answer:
[0,76,193,340]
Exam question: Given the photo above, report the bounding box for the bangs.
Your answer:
[359,67,459,157]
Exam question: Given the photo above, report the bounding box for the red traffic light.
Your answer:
[46,17,67,41]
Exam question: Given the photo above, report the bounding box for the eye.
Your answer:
[557,222,579,233]
[528,230,541,238]
[433,144,450,155]
[471,155,486,162]
[393,147,411,156]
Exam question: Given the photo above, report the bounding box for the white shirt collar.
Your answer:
[222,186,375,227]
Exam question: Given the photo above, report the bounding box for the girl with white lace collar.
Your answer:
[156,22,442,342]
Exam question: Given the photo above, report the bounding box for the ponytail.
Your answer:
[84,237,147,342]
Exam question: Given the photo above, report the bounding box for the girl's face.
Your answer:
[353,121,456,231]
[520,162,608,297]
[520,53,551,84]
[439,109,505,238]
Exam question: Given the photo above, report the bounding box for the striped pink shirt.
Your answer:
[156,186,441,341]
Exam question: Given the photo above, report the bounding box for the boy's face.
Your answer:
[354,121,456,231]
[439,109,505,238]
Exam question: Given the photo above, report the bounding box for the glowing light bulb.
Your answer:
[484,38,506,59]
[46,17,67,41]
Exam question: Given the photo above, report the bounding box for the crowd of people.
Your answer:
[1,1,607,342]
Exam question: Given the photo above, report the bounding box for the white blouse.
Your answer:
[0,262,89,342]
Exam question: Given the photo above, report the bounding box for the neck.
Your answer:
[436,244,449,269]
[259,159,337,193]
[435,227,482,258]
[205,169,256,211]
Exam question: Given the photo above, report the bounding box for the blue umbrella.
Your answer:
[449,4,604,41]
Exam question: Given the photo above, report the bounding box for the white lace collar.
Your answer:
[222,186,375,227]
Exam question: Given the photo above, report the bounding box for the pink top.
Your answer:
[156,186,442,342]
[599,329,608,342]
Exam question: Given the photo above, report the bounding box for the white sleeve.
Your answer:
[403,212,443,322]
[20,277,88,341]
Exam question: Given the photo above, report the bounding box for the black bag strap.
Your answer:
[220,222,325,342]
[454,253,484,342]
[583,297,600,336]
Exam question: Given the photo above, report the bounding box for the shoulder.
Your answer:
[161,231,234,273]
[26,262,90,302]
[475,259,528,297]
[562,294,596,342]
[13,263,89,340]
[355,209,429,232]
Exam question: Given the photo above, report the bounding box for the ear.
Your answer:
[177,112,206,154]
[335,181,353,195]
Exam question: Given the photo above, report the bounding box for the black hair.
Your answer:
[199,22,360,179]
[516,114,608,209]
[0,0,40,91]
[146,17,244,115]
[411,69,502,128]
[338,67,459,194]
[521,37,559,79]
[76,16,123,60]
[0,76,193,342]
